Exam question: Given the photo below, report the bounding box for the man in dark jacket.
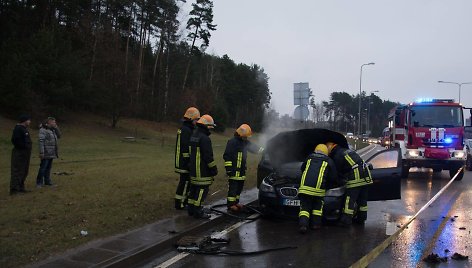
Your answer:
[188,114,218,219]
[326,142,373,226]
[298,144,338,233]
[174,107,200,210]
[10,115,32,194]
[36,117,61,187]
[223,124,263,212]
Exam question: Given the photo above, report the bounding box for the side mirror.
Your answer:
[368,163,373,170]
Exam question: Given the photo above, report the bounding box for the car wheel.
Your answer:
[466,155,472,171]
[449,167,464,181]
[401,162,410,178]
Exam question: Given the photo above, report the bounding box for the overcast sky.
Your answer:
[186,1,472,116]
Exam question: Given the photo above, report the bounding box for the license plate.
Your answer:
[283,199,300,206]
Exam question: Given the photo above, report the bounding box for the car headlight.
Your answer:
[260,179,275,193]
[454,151,465,158]
[408,150,420,157]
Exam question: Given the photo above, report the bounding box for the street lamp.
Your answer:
[358,62,375,138]
[438,81,472,103]
[367,90,379,135]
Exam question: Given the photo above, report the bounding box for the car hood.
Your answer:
[265,128,349,169]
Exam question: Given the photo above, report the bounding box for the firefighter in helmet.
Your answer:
[298,144,338,233]
[188,114,218,219]
[174,107,200,210]
[223,124,264,212]
[326,142,373,226]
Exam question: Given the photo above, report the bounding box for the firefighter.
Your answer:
[223,124,264,212]
[326,142,373,226]
[174,107,200,210]
[188,114,218,219]
[298,144,338,233]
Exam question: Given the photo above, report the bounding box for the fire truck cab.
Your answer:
[388,99,466,180]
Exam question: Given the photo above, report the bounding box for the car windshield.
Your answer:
[410,106,463,128]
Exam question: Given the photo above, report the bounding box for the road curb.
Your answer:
[102,194,259,268]
[31,188,258,268]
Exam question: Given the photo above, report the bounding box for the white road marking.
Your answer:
[154,217,253,268]
[210,190,221,196]
[360,144,378,158]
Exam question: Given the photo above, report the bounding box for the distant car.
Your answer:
[466,139,472,171]
[257,128,402,219]
[346,132,354,139]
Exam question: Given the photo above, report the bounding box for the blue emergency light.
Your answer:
[444,137,453,144]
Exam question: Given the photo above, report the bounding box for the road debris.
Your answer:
[80,230,88,236]
[451,253,468,260]
[459,227,466,230]
[422,253,447,263]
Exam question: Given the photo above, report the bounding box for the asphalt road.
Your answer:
[145,144,472,268]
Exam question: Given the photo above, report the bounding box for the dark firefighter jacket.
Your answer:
[11,124,32,150]
[330,146,372,188]
[223,137,263,180]
[299,152,338,197]
[175,120,194,173]
[189,124,218,185]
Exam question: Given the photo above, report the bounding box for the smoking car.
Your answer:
[257,128,402,219]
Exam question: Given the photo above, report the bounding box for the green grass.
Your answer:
[0,115,259,267]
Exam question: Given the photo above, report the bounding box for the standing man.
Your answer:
[10,115,32,194]
[223,124,263,212]
[188,114,218,219]
[36,117,61,187]
[326,142,372,226]
[298,144,337,233]
[174,107,200,210]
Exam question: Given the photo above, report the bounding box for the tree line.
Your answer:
[0,0,271,131]
[320,91,397,136]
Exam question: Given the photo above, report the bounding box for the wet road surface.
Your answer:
[145,145,472,268]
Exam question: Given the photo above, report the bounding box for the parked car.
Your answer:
[257,128,402,219]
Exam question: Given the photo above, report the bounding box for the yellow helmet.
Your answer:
[184,107,200,120]
[197,114,216,129]
[315,144,328,155]
[325,142,337,154]
[236,124,252,138]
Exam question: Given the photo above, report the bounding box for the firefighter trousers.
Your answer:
[227,179,244,207]
[187,184,209,217]
[341,186,369,224]
[299,194,324,228]
[175,173,190,209]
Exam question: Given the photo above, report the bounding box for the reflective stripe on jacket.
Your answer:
[330,146,372,188]
[223,137,263,180]
[189,125,217,185]
[299,153,337,197]
[175,121,194,173]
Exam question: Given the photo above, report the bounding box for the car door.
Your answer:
[366,148,402,201]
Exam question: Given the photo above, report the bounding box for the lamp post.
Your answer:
[358,62,375,139]
[367,90,379,136]
[438,81,472,103]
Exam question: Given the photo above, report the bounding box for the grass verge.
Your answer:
[0,115,259,267]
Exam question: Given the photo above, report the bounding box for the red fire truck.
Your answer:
[387,99,466,180]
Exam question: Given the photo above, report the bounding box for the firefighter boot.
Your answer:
[187,204,195,217]
[299,216,309,234]
[228,205,240,213]
[194,208,211,219]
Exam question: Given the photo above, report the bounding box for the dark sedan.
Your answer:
[257,128,402,219]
